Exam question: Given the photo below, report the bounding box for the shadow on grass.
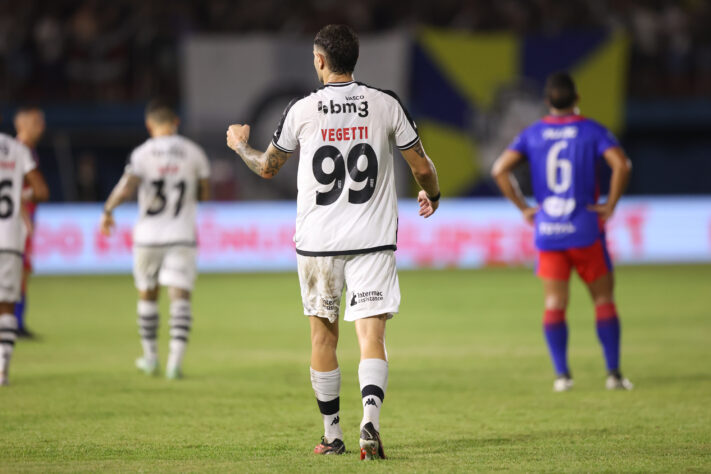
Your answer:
[391,428,614,456]
[639,373,711,384]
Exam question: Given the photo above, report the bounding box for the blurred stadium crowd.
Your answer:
[1,0,711,103]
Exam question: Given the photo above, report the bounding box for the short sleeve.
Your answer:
[388,92,419,150]
[196,147,210,179]
[19,145,37,175]
[272,98,300,153]
[596,127,620,156]
[124,150,143,178]
[507,131,528,157]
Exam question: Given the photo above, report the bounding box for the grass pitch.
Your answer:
[2,265,710,472]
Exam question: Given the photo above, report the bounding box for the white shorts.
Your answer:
[297,250,400,323]
[0,252,23,302]
[133,245,197,292]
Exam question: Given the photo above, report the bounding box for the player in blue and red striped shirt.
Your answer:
[492,72,633,392]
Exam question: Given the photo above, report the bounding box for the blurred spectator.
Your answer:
[76,152,99,201]
[0,0,709,103]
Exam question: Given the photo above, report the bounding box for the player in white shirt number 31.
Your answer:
[101,101,210,381]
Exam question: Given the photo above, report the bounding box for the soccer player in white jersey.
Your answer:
[226,25,440,459]
[0,117,49,386]
[100,100,210,380]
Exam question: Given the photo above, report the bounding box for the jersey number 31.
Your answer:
[147,180,187,217]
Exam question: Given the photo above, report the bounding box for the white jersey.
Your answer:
[126,135,210,246]
[273,81,419,256]
[0,133,37,254]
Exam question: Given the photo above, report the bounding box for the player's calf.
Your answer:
[595,302,621,373]
[596,304,633,389]
[166,299,192,379]
[358,358,387,459]
[136,300,159,375]
[310,366,344,453]
[0,313,18,385]
[543,308,570,378]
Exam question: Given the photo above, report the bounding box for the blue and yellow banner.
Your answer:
[410,29,629,196]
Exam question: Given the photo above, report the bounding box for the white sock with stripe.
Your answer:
[310,367,343,442]
[137,300,159,362]
[167,299,192,372]
[0,313,18,379]
[359,358,388,432]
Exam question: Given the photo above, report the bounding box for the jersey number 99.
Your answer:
[312,143,378,206]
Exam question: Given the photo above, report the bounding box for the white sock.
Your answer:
[310,367,343,442]
[137,300,159,362]
[359,358,388,432]
[167,299,191,372]
[0,313,18,376]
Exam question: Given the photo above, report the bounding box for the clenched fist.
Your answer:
[227,124,250,152]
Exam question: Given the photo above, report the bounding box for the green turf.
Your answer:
[1,265,710,472]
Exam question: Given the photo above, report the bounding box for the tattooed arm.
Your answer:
[226,124,290,179]
[401,140,440,218]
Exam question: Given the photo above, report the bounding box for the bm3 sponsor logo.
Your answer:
[318,98,369,117]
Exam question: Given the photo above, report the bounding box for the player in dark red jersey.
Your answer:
[492,72,633,391]
[13,107,47,339]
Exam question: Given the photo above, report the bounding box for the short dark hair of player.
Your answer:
[145,99,178,124]
[314,24,359,75]
[14,105,42,116]
[544,72,578,110]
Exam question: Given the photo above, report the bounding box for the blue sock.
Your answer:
[543,309,569,376]
[596,303,620,372]
[14,293,26,332]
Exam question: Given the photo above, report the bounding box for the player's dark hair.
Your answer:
[544,72,578,110]
[145,99,178,123]
[314,24,359,75]
[13,105,43,126]
[14,104,42,116]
